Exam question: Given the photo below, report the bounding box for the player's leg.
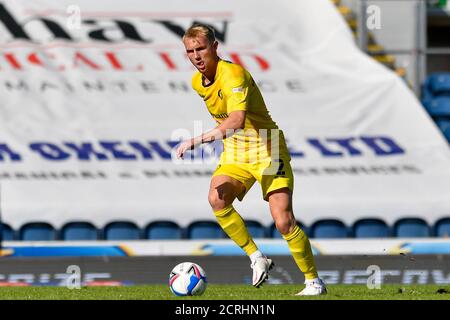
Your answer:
[208,174,272,287]
[267,188,317,279]
[208,174,259,255]
[267,188,326,295]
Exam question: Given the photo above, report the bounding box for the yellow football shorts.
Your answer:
[212,154,294,201]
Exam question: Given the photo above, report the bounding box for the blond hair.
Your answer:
[183,24,216,43]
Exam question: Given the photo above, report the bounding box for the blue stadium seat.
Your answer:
[310,219,348,238]
[268,221,309,238]
[436,119,450,142]
[245,220,266,238]
[145,221,183,239]
[268,222,283,239]
[19,222,57,241]
[421,78,433,106]
[393,218,431,238]
[422,73,450,101]
[422,96,450,117]
[0,223,15,241]
[187,220,225,239]
[428,73,450,96]
[103,221,141,240]
[61,222,99,240]
[434,218,450,237]
[353,218,390,238]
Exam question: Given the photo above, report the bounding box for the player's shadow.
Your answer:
[212,180,245,205]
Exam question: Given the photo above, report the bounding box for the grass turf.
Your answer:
[0,284,449,300]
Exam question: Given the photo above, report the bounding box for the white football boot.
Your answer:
[251,256,274,288]
[295,278,327,296]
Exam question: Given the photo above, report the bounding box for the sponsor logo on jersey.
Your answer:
[211,112,228,119]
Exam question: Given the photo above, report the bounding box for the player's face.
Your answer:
[183,35,218,75]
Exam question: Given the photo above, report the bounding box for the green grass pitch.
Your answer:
[0,284,448,300]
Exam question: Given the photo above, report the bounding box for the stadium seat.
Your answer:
[60,222,99,240]
[245,220,266,238]
[0,223,15,241]
[393,218,431,238]
[421,73,450,118]
[428,73,450,96]
[268,222,283,239]
[422,96,450,117]
[434,218,450,237]
[422,73,450,99]
[186,220,225,239]
[310,219,348,238]
[145,221,183,239]
[19,222,57,241]
[353,218,390,238]
[436,119,450,142]
[268,221,309,239]
[103,221,141,240]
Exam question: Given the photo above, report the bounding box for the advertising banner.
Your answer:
[0,0,449,229]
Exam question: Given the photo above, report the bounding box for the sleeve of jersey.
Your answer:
[223,70,249,113]
[191,73,200,93]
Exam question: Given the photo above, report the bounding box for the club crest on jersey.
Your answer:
[232,87,243,93]
[218,89,223,100]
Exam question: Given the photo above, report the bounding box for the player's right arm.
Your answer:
[175,110,245,159]
[176,65,249,159]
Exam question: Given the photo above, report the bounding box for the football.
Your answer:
[169,262,207,296]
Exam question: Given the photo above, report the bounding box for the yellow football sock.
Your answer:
[214,205,258,256]
[282,224,318,280]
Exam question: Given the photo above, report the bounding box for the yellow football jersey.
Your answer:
[192,59,290,164]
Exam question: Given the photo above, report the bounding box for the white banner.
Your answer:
[0,0,449,230]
